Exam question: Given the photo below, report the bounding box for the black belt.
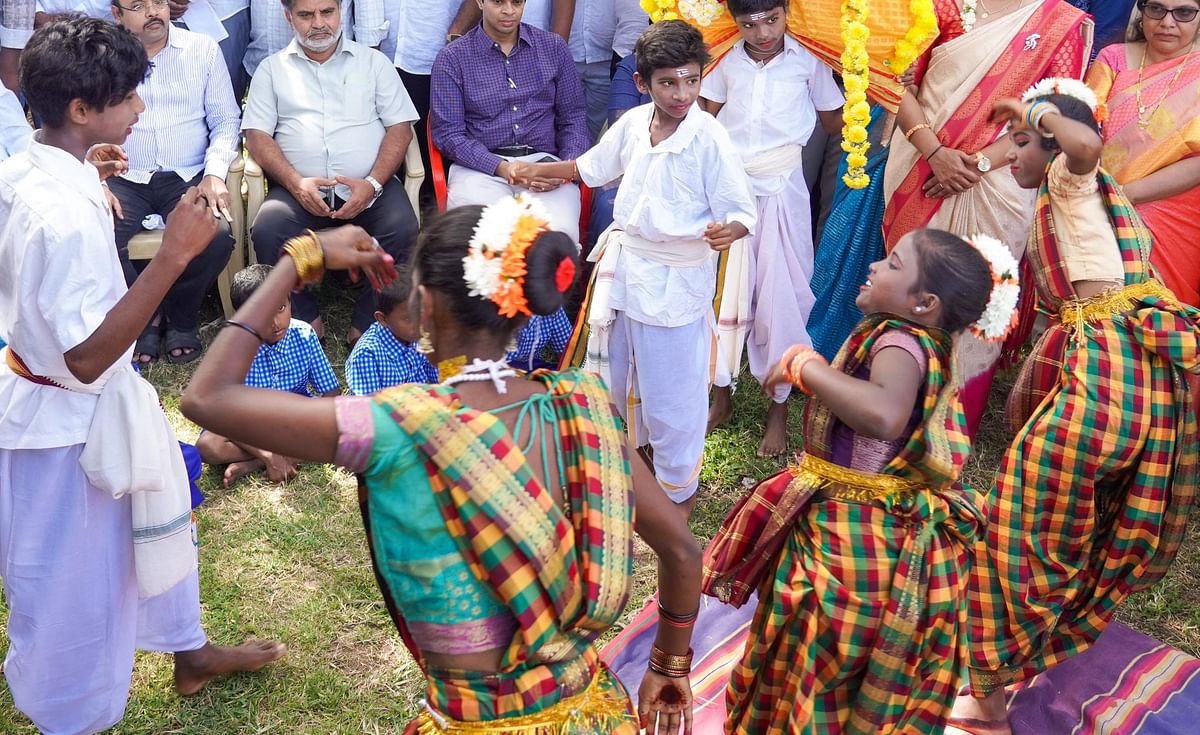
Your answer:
[491,145,537,157]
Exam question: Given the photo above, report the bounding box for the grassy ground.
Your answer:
[0,290,1196,733]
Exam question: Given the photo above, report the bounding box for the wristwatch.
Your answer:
[975,154,992,173]
[364,175,384,200]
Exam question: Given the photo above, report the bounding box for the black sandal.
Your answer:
[134,323,161,364]
[164,327,203,365]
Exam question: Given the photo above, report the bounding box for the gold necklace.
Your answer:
[1136,45,1193,129]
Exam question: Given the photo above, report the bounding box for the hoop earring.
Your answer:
[417,326,434,355]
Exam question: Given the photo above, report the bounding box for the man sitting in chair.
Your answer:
[109,0,241,364]
[430,0,589,238]
[243,0,419,346]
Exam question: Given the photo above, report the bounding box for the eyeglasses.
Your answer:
[114,0,170,13]
[1139,2,1200,23]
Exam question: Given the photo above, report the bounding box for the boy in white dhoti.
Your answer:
[509,20,757,516]
[701,0,844,457]
[0,18,283,735]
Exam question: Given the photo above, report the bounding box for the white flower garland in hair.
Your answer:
[1021,77,1098,110]
[967,233,1021,342]
[462,194,550,301]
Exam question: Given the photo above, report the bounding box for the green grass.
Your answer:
[0,290,1196,733]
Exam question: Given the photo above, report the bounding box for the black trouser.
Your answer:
[109,171,235,332]
[250,176,419,332]
[397,69,434,210]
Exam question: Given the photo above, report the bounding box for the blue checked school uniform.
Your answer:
[507,308,574,372]
[345,321,438,396]
[244,318,340,396]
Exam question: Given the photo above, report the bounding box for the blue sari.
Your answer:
[808,106,890,361]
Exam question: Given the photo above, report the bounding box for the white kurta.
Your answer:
[0,136,205,735]
[703,39,844,401]
[577,104,756,500]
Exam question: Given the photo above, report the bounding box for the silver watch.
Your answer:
[364,175,384,199]
[975,154,992,173]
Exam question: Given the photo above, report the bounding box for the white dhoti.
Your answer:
[447,155,582,242]
[0,445,206,735]
[714,147,816,403]
[608,312,709,503]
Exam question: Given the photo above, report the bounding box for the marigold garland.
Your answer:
[840,0,872,189]
[886,0,938,79]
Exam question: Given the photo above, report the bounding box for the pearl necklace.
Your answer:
[442,358,517,393]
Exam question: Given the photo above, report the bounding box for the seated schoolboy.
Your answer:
[345,273,438,395]
[507,308,574,372]
[196,264,340,486]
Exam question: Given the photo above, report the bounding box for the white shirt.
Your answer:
[0,135,130,449]
[577,103,756,326]
[244,0,387,76]
[121,27,241,184]
[521,0,552,33]
[703,38,843,195]
[243,38,418,204]
[380,0,458,75]
[0,87,30,159]
[567,0,647,63]
[612,0,647,58]
[208,0,248,19]
[34,0,110,18]
[1,0,34,49]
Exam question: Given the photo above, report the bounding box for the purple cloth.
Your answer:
[430,23,589,176]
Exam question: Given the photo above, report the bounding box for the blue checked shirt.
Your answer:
[507,308,574,372]
[345,321,439,396]
[244,319,340,396]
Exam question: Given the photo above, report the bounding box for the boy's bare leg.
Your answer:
[174,640,288,696]
[706,385,734,433]
[675,494,698,521]
[758,400,788,458]
[196,431,263,487]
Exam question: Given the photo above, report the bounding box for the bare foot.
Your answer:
[174,640,287,696]
[757,401,788,458]
[707,386,733,434]
[309,316,325,341]
[946,690,1011,735]
[223,459,263,487]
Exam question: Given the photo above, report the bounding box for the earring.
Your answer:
[913,306,924,313]
[416,326,434,355]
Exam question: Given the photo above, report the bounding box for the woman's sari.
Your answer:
[1088,43,1200,306]
[335,370,640,734]
[967,165,1200,695]
[882,0,1092,415]
[705,316,986,734]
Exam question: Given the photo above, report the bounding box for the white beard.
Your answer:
[296,27,341,53]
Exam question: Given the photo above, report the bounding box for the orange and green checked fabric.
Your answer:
[719,317,985,734]
[376,370,635,723]
[968,165,1200,695]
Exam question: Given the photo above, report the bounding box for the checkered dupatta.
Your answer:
[702,316,975,607]
[1008,162,1200,427]
[376,371,634,671]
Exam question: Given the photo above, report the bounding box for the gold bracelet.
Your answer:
[649,646,693,673]
[281,229,325,287]
[904,122,931,140]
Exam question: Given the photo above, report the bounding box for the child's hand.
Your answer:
[86,143,128,180]
[317,225,399,290]
[703,221,747,251]
[896,65,917,88]
[762,361,790,395]
[989,97,1026,125]
[262,452,299,483]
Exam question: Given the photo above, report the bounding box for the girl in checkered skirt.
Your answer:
[706,227,1007,734]
[950,80,1200,735]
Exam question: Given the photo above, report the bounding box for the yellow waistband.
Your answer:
[791,453,920,504]
[1056,280,1175,334]
[415,668,632,735]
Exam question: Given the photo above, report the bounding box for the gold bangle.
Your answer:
[281,229,325,287]
[781,346,827,396]
[904,122,931,140]
[649,646,693,673]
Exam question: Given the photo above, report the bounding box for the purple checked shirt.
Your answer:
[430,22,590,176]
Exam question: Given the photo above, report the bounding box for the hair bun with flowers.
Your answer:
[966,233,1021,342]
[462,194,551,319]
[1022,76,1107,125]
